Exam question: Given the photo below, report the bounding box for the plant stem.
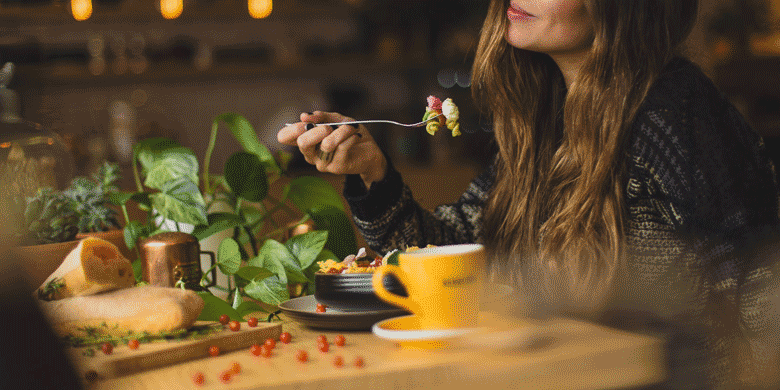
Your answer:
[243,225,258,257]
[132,156,143,193]
[203,121,220,195]
[120,204,131,226]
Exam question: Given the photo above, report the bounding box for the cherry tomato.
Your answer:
[353,356,365,368]
[316,303,327,313]
[279,332,292,344]
[250,343,263,357]
[192,372,205,386]
[101,342,113,355]
[230,361,241,374]
[247,317,259,327]
[333,355,344,368]
[208,345,220,357]
[318,341,329,353]
[260,345,272,358]
[220,370,233,383]
[295,349,308,363]
[219,314,230,325]
[229,320,241,331]
[334,334,346,347]
[316,334,327,344]
[128,339,140,350]
[264,338,276,349]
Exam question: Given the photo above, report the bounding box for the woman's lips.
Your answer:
[507,4,534,21]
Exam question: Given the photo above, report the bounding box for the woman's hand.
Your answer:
[277,111,388,188]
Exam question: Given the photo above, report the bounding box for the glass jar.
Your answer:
[0,62,75,203]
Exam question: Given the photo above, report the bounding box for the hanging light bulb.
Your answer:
[71,0,92,21]
[248,0,272,19]
[160,0,184,20]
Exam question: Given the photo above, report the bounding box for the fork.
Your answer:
[285,114,442,129]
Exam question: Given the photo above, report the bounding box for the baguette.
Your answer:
[38,286,204,336]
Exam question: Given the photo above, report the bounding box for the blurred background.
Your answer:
[1,0,779,209]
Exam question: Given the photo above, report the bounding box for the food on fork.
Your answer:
[422,96,461,136]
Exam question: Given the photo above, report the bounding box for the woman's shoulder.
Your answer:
[636,57,724,127]
[626,57,779,229]
[629,56,763,164]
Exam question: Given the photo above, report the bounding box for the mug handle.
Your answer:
[201,251,217,288]
[372,265,419,313]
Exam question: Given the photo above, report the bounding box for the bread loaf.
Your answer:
[36,237,135,301]
[38,286,204,336]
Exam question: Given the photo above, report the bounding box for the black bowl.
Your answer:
[314,272,408,311]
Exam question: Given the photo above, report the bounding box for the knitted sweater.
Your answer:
[344,58,780,387]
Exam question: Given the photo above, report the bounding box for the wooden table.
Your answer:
[84,314,667,390]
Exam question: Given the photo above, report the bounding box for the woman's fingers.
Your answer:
[297,124,335,164]
[320,124,361,153]
[316,132,363,173]
[277,122,307,146]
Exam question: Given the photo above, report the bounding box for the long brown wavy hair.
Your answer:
[474,0,699,307]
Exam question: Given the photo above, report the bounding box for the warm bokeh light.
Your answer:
[248,0,272,19]
[71,0,92,21]
[160,0,183,20]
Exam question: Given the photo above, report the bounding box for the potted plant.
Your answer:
[11,163,133,285]
[112,113,357,322]
[10,187,81,286]
[63,161,135,261]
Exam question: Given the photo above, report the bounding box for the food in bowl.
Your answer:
[317,245,436,274]
[317,248,385,274]
[313,246,435,311]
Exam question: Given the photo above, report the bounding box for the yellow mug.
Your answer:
[372,243,485,329]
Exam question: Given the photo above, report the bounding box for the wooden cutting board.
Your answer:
[67,321,282,381]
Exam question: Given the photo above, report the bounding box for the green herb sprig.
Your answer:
[62,322,222,351]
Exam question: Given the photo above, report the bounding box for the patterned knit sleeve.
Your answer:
[621,59,780,387]
[342,159,494,255]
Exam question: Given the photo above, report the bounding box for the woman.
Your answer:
[279,1,779,386]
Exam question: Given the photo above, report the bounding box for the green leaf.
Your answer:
[254,239,307,284]
[224,152,268,202]
[285,176,345,213]
[123,221,147,251]
[133,138,198,183]
[240,205,263,227]
[107,192,134,206]
[196,292,243,321]
[304,249,338,295]
[234,266,274,282]
[192,212,243,241]
[143,153,199,191]
[286,231,328,270]
[217,238,242,275]
[247,242,288,284]
[131,258,143,283]
[244,276,289,306]
[149,178,207,226]
[385,249,401,266]
[130,192,152,211]
[236,301,268,317]
[231,288,243,310]
[309,207,358,260]
[213,113,279,174]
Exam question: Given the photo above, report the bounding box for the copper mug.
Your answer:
[139,232,216,290]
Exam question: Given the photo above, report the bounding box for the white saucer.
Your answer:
[372,314,479,349]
